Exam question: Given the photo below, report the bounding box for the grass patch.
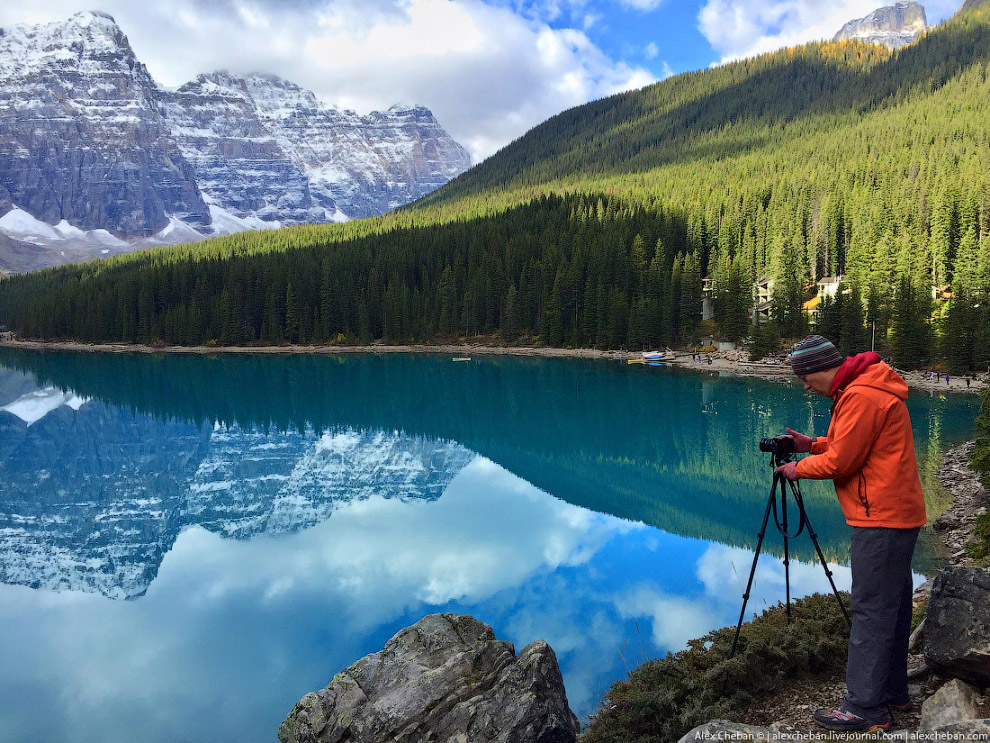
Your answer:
[583,593,850,743]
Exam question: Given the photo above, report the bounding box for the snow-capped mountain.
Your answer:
[833,2,929,49]
[0,11,209,238]
[0,378,476,599]
[160,72,338,227]
[232,74,471,219]
[164,72,469,222]
[0,11,471,272]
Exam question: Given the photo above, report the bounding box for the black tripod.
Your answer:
[729,449,851,658]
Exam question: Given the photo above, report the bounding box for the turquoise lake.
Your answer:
[0,349,979,743]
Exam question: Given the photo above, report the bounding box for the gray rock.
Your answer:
[924,567,990,686]
[159,73,327,226]
[833,2,928,49]
[677,720,771,742]
[920,679,989,731]
[278,613,580,743]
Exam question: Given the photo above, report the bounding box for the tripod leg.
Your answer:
[781,473,791,622]
[790,483,851,627]
[730,474,778,658]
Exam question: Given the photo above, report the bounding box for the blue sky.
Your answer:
[497,0,718,78]
[0,0,966,161]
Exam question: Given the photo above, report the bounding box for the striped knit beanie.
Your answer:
[790,335,844,376]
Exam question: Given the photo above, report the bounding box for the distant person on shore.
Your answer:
[775,335,925,733]
[946,374,950,386]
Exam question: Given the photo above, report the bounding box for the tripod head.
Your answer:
[771,451,794,467]
[759,435,796,466]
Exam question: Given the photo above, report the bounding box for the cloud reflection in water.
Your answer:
[0,452,886,743]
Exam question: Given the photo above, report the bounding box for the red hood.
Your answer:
[831,352,908,401]
[830,352,879,398]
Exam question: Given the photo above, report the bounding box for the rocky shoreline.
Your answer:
[668,352,988,395]
[933,442,989,566]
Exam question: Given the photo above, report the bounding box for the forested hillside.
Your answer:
[1,3,989,369]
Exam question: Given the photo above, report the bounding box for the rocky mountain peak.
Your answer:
[0,11,471,269]
[833,2,929,49]
[0,12,208,238]
[182,70,252,97]
[242,72,327,117]
[1,10,137,76]
[68,10,120,29]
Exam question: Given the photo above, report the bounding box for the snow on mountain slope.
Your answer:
[0,207,128,247]
[0,385,88,425]
[161,72,334,225]
[167,72,472,222]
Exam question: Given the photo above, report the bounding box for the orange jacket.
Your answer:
[794,359,927,528]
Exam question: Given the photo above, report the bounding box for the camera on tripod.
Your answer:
[759,435,796,459]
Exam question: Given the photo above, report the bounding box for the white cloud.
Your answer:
[698,0,965,65]
[615,586,721,649]
[0,0,655,162]
[644,40,659,58]
[619,0,664,9]
[582,11,601,29]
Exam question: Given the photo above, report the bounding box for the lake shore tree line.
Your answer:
[1,7,989,371]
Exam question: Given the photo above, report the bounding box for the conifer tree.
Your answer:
[285,282,299,343]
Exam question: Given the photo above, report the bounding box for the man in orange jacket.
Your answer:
[776,335,927,733]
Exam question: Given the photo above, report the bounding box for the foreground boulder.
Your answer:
[924,567,990,686]
[278,613,580,743]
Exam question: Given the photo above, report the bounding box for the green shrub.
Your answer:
[583,593,850,742]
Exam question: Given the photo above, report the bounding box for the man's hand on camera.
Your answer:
[776,461,800,480]
[785,427,813,453]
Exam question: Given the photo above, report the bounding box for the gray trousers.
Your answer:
[844,526,920,719]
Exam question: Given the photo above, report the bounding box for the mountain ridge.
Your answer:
[0,11,470,271]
